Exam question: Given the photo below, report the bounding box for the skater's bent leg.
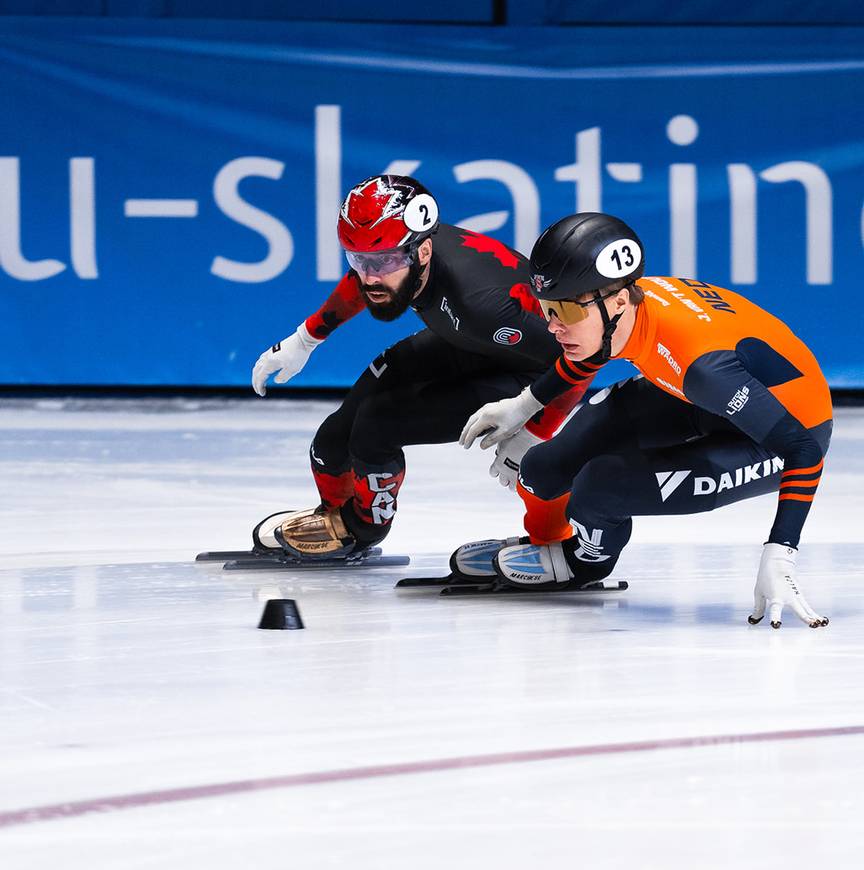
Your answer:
[266,330,498,554]
[339,389,417,546]
[514,375,689,547]
[309,361,395,509]
[560,434,781,581]
[514,405,618,546]
[515,421,602,547]
[339,452,407,547]
[561,453,636,584]
[309,416,352,510]
[344,375,532,545]
[514,376,750,561]
[308,332,451,510]
[516,478,572,545]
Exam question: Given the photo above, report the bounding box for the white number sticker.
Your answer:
[403,193,439,233]
[595,238,642,279]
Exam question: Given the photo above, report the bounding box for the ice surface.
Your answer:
[1,397,862,868]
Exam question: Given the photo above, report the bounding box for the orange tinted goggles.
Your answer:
[538,298,592,325]
[539,288,620,325]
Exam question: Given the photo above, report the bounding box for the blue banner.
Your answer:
[1,19,862,388]
[509,0,864,25]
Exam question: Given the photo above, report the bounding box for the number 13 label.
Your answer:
[595,239,642,279]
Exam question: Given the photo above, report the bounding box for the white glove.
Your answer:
[460,387,544,450]
[748,543,829,629]
[490,428,543,490]
[251,323,323,397]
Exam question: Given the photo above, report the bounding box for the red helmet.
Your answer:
[338,175,440,253]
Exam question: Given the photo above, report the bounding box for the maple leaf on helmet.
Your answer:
[338,175,440,253]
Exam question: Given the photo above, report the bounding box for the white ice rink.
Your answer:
[1,396,863,868]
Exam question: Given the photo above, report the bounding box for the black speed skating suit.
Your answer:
[302,224,598,545]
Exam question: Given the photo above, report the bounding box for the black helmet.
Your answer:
[529,213,644,302]
[530,213,644,362]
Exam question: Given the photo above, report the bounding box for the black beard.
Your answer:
[359,259,424,322]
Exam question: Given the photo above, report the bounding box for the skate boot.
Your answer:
[493,541,579,591]
[252,509,300,554]
[253,507,356,560]
[449,536,527,581]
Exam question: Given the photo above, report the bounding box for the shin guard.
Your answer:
[346,457,406,544]
[517,480,573,545]
[311,463,353,511]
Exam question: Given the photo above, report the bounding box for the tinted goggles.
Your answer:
[345,245,415,276]
[538,289,617,326]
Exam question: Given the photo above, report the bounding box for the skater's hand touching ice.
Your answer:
[461,387,544,450]
[252,324,323,396]
[748,543,829,629]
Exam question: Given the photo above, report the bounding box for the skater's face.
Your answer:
[545,289,630,360]
[353,238,433,322]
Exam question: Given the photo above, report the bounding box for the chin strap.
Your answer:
[595,289,624,361]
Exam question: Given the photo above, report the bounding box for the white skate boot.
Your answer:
[449,536,527,580]
[493,541,575,590]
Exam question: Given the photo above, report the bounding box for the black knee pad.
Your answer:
[311,411,353,472]
[519,440,572,501]
[349,393,404,466]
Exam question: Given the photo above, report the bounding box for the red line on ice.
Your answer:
[1,724,862,828]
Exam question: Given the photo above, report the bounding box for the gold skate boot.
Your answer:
[271,506,356,560]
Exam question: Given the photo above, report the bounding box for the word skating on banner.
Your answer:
[1,20,862,387]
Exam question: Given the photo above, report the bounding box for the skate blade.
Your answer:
[396,574,455,588]
[395,573,491,588]
[441,579,629,596]
[196,550,262,562]
[395,574,628,596]
[195,547,383,563]
[223,553,410,571]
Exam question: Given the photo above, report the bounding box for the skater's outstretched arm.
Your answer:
[251,272,366,396]
[303,271,367,341]
[681,352,831,629]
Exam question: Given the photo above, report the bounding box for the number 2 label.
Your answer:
[403,194,439,233]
